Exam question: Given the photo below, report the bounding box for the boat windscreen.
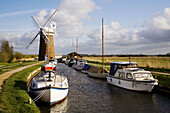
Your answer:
[133,73,151,78]
[49,59,55,62]
[122,64,138,68]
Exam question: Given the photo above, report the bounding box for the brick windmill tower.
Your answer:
[26,9,57,61]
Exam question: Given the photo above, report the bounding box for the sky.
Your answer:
[0,0,170,55]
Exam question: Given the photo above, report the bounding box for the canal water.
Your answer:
[38,63,170,113]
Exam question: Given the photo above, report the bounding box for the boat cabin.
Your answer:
[75,59,87,66]
[109,62,138,75]
[109,62,155,80]
[49,59,57,65]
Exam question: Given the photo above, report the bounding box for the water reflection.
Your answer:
[50,98,68,113]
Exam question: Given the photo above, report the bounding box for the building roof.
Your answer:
[67,52,80,55]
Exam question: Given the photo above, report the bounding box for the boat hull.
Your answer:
[107,76,157,92]
[30,86,68,105]
[81,70,88,74]
[75,66,84,71]
[88,72,108,79]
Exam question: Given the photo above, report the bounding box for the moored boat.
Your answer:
[41,62,56,71]
[68,59,76,67]
[107,62,158,92]
[29,70,68,105]
[49,59,58,65]
[88,66,108,78]
[87,18,108,78]
[72,59,87,71]
[81,64,91,74]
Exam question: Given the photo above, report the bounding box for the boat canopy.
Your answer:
[88,66,103,73]
[88,66,108,73]
[109,62,138,75]
[82,64,91,70]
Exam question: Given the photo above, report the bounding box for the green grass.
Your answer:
[0,61,39,74]
[0,63,43,113]
[152,74,170,89]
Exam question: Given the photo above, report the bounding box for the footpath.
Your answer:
[0,61,44,92]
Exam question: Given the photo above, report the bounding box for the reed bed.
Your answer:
[83,56,170,69]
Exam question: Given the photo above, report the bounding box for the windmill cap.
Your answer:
[43,27,55,35]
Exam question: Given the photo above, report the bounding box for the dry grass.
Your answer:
[83,56,170,69]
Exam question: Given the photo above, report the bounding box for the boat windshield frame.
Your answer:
[121,64,138,68]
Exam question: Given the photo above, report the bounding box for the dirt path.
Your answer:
[0,61,44,92]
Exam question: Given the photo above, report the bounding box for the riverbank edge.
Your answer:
[0,63,43,113]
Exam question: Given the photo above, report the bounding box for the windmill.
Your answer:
[26,9,57,61]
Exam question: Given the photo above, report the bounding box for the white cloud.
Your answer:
[85,8,170,54]
[0,9,40,18]
[141,8,170,43]
[0,30,39,54]
[153,8,170,30]
[34,0,100,39]
[0,0,100,54]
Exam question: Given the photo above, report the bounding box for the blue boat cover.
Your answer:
[109,62,137,75]
[109,63,118,75]
[82,64,91,70]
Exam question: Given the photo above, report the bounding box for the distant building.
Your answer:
[67,52,82,60]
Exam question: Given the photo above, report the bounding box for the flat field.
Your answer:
[83,56,170,69]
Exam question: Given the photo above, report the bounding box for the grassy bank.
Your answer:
[152,74,170,88]
[0,61,39,74]
[83,56,170,69]
[0,63,43,113]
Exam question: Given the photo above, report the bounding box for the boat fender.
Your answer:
[28,98,32,104]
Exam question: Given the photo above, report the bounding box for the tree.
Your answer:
[0,39,14,63]
[15,52,23,59]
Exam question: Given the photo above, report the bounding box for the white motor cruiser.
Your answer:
[107,62,158,92]
[29,70,68,105]
[72,59,87,71]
